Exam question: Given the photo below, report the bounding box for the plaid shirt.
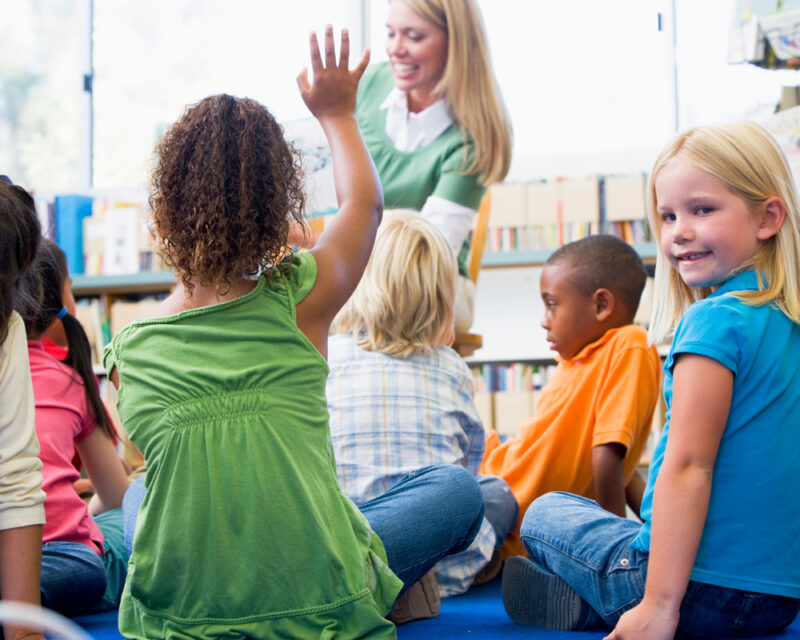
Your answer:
[327,334,493,596]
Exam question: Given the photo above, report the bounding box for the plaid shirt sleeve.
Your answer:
[433,517,496,597]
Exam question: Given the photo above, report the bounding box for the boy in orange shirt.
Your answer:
[480,234,661,557]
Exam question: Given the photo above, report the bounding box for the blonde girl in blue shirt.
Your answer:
[502,120,800,639]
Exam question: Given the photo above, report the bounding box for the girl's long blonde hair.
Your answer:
[333,210,457,357]
[648,120,800,344]
[403,0,512,186]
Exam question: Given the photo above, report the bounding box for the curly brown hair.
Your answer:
[150,94,307,294]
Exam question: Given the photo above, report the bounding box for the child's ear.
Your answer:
[757,196,787,241]
[593,288,614,322]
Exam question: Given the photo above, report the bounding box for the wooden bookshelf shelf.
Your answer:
[72,271,175,296]
[480,242,658,268]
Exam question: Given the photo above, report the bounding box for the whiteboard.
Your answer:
[467,266,554,363]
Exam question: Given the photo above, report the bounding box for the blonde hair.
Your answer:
[334,210,457,357]
[403,0,512,186]
[648,120,800,343]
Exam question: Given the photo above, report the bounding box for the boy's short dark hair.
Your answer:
[546,235,647,315]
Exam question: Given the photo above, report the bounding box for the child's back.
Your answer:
[105,29,402,638]
[107,259,399,636]
[329,333,484,502]
[480,236,661,557]
[328,212,516,599]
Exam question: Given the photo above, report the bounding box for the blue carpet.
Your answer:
[70,580,800,639]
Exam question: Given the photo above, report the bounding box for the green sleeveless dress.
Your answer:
[104,254,401,639]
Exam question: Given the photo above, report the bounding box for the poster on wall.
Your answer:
[282,118,337,218]
[729,0,800,68]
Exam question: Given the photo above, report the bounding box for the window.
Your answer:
[92,0,362,189]
[368,0,675,176]
[4,1,800,191]
[0,0,83,191]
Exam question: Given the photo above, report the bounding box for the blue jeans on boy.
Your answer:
[123,464,484,593]
[478,474,518,551]
[41,541,106,617]
[521,492,800,637]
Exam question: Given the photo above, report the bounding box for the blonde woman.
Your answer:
[328,212,517,617]
[356,0,513,330]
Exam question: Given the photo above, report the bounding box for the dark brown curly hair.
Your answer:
[150,94,307,294]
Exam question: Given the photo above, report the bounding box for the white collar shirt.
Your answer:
[380,87,454,152]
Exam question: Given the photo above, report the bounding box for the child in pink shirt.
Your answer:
[15,240,130,616]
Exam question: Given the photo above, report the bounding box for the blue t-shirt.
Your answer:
[632,270,800,598]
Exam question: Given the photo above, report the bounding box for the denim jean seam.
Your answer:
[521,531,645,625]
[520,532,604,575]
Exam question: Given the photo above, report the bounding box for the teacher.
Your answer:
[356,0,512,331]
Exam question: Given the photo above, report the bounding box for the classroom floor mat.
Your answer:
[69,579,800,639]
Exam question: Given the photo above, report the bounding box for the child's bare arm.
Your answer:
[592,442,626,517]
[77,428,131,514]
[625,470,646,519]
[605,354,731,640]
[295,26,381,354]
[0,524,45,640]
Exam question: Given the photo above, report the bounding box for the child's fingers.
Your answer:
[338,28,350,68]
[352,47,370,80]
[296,68,310,94]
[308,31,323,74]
[324,24,336,69]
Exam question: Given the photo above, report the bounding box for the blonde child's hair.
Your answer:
[647,120,800,343]
[334,210,457,357]
[403,0,512,186]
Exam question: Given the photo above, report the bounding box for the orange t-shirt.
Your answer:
[480,324,661,557]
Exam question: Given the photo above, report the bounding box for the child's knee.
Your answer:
[522,492,589,535]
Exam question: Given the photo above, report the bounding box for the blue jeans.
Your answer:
[123,464,485,593]
[41,541,106,617]
[123,476,146,556]
[478,474,518,550]
[521,492,800,637]
[90,508,130,612]
[358,465,484,591]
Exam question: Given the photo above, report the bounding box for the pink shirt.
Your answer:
[27,341,104,554]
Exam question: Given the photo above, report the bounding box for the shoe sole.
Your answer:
[388,571,441,625]
[502,556,588,630]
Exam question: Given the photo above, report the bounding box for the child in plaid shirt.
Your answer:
[328,211,518,607]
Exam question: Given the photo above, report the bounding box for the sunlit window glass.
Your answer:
[0,0,82,191]
[93,0,358,189]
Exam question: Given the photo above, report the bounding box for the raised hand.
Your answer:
[297,25,370,120]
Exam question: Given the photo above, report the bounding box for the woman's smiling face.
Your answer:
[385,0,448,112]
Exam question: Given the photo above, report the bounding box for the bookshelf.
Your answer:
[72,271,175,296]
[481,242,657,268]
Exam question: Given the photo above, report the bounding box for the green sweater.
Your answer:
[356,62,485,212]
[105,253,401,639]
[356,63,485,275]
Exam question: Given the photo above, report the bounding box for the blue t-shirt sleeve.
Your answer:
[666,296,744,376]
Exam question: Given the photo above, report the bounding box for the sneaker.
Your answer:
[502,555,593,630]
[388,570,441,625]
